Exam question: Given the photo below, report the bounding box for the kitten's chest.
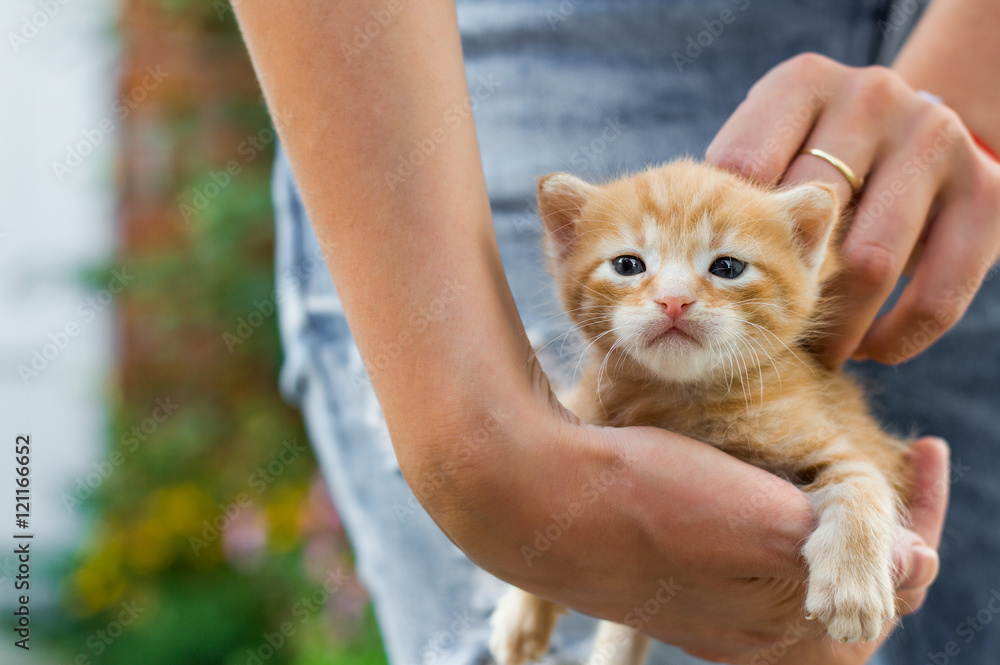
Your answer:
[566,382,809,474]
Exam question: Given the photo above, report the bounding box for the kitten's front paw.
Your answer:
[804,553,896,643]
[489,590,565,665]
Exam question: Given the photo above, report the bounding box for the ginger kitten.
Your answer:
[489,160,912,665]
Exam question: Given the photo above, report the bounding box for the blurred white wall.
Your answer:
[0,0,117,660]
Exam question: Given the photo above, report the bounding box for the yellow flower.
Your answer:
[125,518,174,573]
[265,485,307,552]
[72,553,126,617]
[151,483,214,535]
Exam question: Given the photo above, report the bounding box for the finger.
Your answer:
[896,541,939,616]
[779,69,903,204]
[899,543,941,592]
[813,139,943,367]
[891,534,939,619]
[891,528,941,592]
[859,157,1000,363]
[904,436,951,549]
[889,437,950,616]
[706,53,843,185]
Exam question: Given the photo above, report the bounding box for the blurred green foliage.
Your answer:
[23,1,391,664]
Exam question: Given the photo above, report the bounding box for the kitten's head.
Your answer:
[539,159,840,384]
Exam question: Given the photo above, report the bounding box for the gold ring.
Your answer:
[800,148,865,195]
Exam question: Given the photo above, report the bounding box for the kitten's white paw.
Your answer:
[489,590,565,665]
[804,552,896,643]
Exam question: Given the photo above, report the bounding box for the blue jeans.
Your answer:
[273,1,1000,663]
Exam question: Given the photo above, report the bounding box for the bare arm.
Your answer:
[234,3,945,661]
[894,0,1000,148]
[235,2,527,466]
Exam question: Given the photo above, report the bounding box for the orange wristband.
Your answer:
[971,131,1000,164]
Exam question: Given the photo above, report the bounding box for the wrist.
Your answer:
[406,408,633,590]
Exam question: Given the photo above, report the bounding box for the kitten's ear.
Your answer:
[537,173,595,258]
[776,183,840,276]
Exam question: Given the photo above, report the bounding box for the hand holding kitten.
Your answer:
[481,406,946,665]
[707,52,1000,368]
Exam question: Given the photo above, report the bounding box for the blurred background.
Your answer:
[1,1,388,663]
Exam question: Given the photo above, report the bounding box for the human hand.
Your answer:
[705,53,1000,368]
[417,380,947,664]
[764,436,949,665]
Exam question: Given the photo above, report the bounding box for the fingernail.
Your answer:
[903,545,940,590]
[929,437,950,454]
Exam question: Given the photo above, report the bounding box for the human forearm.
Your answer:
[893,0,1000,147]
[232,1,541,481]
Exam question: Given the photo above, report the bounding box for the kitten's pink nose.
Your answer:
[656,296,695,320]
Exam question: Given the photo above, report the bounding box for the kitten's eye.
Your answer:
[612,255,646,276]
[709,256,746,279]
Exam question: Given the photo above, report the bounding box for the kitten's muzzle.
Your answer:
[648,318,701,346]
